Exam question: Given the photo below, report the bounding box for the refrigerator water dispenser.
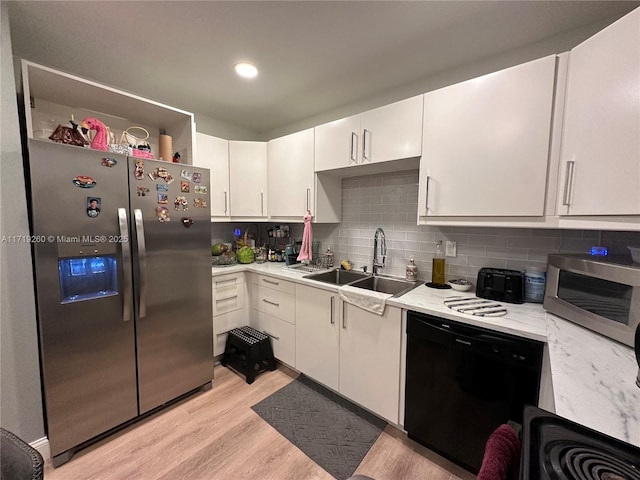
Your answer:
[58,255,118,303]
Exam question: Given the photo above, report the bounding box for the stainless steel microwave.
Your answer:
[544,254,640,347]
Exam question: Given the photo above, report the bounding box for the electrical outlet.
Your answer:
[445,241,457,257]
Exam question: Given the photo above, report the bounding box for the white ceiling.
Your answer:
[7,1,639,135]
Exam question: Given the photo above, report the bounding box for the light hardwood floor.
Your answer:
[44,364,476,480]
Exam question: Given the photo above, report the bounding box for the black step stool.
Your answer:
[221,326,276,384]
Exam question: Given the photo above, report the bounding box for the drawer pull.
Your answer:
[262,299,280,307]
[263,330,280,340]
[215,278,237,285]
[216,329,233,337]
[216,295,238,302]
[263,278,279,286]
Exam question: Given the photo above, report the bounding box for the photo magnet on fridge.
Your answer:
[137,187,150,197]
[192,172,202,184]
[87,197,101,218]
[158,193,168,204]
[180,169,192,181]
[156,206,170,222]
[156,183,168,192]
[180,181,190,193]
[134,160,144,179]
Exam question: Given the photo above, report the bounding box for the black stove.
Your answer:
[521,406,640,480]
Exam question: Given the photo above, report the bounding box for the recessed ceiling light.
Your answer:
[234,62,258,79]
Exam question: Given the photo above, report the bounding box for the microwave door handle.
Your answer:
[134,209,148,318]
[118,208,132,322]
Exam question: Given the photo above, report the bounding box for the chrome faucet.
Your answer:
[373,227,387,275]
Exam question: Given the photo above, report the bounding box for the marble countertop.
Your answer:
[212,262,640,447]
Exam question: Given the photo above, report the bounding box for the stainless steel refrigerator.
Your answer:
[26,139,213,466]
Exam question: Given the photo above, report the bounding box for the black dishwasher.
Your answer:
[404,310,543,474]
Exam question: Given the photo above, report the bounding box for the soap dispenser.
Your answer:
[406,257,418,281]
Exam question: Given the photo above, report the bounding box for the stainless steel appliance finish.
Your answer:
[27,140,213,465]
[544,254,640,347]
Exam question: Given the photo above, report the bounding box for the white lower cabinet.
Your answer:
[295,284,402,423]
[254,311,296,367]
[212,272,246,357]
[295,286,340,391]
[250,275,296,368]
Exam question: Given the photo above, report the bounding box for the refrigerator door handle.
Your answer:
[134,209,148,318]
[118,208,132,322]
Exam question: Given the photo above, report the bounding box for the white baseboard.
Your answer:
[30,436,50,461]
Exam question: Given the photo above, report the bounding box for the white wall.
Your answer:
[0,1,45,443]
[262,16,621,140]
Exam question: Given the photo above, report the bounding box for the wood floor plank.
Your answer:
[43,364,475,480]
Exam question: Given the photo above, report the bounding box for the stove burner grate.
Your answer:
[546,442,640,480]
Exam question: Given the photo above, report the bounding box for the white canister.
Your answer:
[525,267,546,303]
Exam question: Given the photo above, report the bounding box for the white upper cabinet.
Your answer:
[418,55,558,221]
[268,129,342,223]
[228,141,268,219]
[195,133,230,219]
[315,95,423,172]
[557,7,640,219]
[268,129,315,219]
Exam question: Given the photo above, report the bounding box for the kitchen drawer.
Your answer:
[253,275,296,295]
[212,273,246,316]
[255,310,296,368]
[254,285,295,324]
[212,272,245,291]
[213,309,246,357]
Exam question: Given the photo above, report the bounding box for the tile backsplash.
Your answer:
[212,169,639,282]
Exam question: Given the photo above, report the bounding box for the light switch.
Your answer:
[445,241,457,257]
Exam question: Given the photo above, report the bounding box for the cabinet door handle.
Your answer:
[350,132,358,164]
[216,295,238,302]
[263,278,279,286]
[216,329,234,337]
[261,191,264,215]
[562,161,575,207]
[362,129,370,163]
[262,298,280,307]
[330,296,335,325]
[342,301,347,329]
[224,191,228,215]
[306,187,311,211]
[263,330,280,340]
[425,175,431,212]
[215,278,237,286]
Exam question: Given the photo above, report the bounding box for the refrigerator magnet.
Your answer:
[158,167,169,179]
[148,169,159,181]
[137,187,150,197]
[156,183,168,192]
[192,172,202,184]
[193,198,207,208]
[165,174,174,185]
[180,181,190,193]
[158,193,168,204]
[194,185,208,194]
[174,196,188,211]
[73,176,96,188]
[86,197,101,218]
[156,206,170,222]
[180,169,192,181]
[181,217,194,228]
[101,157,117,167]
[134,160,144,179]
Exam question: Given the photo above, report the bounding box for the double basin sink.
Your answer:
[303,268,418,298]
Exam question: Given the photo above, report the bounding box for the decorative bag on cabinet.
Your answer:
[48,120,88,147]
